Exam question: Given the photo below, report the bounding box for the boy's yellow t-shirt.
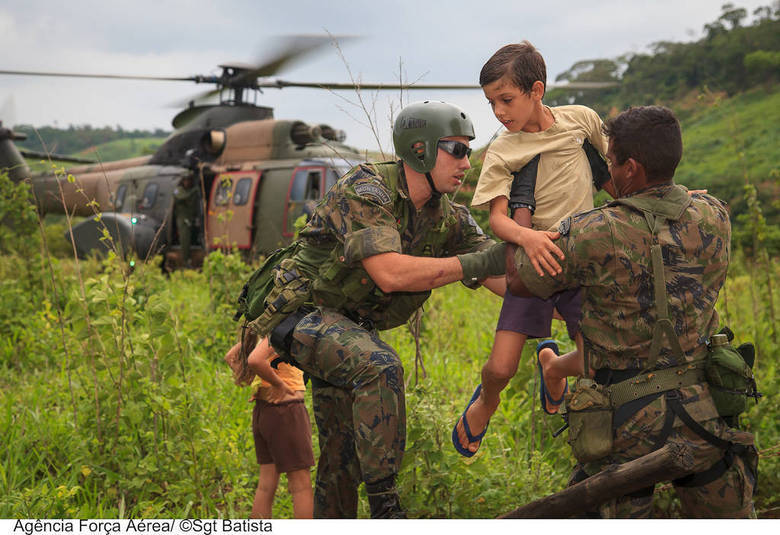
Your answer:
[472,105,608,232]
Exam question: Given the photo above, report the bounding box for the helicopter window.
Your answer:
[215,177,233,206]
[114,184,128,210]
[233,178,252,206]
[139,182,159,209]
[290,169,322,201]
[325,169,339,193]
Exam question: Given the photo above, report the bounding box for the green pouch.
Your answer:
[249,259,311,338]
[565,378,614,463]
[233,242,298,323]
[705,342,757,418]
[341,268,377,303]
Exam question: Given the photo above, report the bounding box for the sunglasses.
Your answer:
[437,140,472,159]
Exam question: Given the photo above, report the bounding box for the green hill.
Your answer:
[675,87,779,223]
[74,136,168,162]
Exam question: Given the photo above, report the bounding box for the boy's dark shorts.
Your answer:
[496,288,582,340]
[252,398,315,473]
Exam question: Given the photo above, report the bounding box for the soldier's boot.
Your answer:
[366,477,406,519]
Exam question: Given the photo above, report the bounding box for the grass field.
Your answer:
[0,236,777,518]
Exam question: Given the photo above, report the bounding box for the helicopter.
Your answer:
[1,36,616,269]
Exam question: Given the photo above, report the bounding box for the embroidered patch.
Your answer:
[354,183,391,205]
[558,217,572,236]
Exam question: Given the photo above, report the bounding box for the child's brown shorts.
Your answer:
[252,398,315,473]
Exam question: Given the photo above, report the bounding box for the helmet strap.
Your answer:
[424,172,442,203]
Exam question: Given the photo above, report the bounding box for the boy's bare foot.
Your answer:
[537,346,567,414]
[455,394,496,454]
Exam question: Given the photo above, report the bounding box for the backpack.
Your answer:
[233,242,298,323]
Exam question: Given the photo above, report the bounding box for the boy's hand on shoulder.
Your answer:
[516,227,564,277]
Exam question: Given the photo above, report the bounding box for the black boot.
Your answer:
[365,477,407,519]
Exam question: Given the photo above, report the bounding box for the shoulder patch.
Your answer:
[558,217,571,236]
[354,182,391,205]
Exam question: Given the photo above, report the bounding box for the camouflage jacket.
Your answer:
[292,161,493,330]
[515,183,730,371]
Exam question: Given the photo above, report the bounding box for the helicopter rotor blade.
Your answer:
[0,69,200,83]
[235,35,354,82]
[168,87,223,109]
[258,79,618,90]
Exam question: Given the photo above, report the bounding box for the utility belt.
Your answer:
[565,359,705,463]
[565,334,760,471]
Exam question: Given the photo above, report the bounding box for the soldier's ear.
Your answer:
[625,158,640,178]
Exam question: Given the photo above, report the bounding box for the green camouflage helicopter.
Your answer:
[0,36,615,269]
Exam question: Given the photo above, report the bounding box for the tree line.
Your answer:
[547,2,779,112]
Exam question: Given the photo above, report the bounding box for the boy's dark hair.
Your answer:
[479,41,546,94]
[602,106,683,181]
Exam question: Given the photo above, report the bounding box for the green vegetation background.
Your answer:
[1,3,778,518]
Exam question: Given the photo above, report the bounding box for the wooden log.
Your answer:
[500,442,696,518]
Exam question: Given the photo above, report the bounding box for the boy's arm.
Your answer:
[247,338,295,395]
[490,196,563,277]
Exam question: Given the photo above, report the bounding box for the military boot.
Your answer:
[365,477,407,519]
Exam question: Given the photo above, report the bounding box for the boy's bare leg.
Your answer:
[286,469,314,519]
[252,464,280,518]
[537,333,585,414]
[455,330,527,453]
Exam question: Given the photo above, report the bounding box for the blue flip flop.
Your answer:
[536,340,568,415]
[452,384,489,458]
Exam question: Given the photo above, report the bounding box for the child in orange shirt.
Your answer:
[225,333,314,518]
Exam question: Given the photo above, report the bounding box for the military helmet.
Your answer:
[393,101,475,173]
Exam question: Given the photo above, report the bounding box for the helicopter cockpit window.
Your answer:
[138,182,159,210]
[290,169,322,201]
[114,184,128,211]
[215,177,233,206]
[233,177,252,206]
[325,169,339,193]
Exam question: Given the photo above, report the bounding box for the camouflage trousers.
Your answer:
[289,307,406,518]
[572,385,757,518]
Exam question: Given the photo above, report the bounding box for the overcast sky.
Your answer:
[0,0,771,152]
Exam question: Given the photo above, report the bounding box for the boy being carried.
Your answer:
[453,42,614,456]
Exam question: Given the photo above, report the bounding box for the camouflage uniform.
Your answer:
[254,161,493,518]
[515,183,757,518]
[173,178,199,263]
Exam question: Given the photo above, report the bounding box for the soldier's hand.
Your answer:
[517,228,564,277]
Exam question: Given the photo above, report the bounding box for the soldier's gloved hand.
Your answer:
[457,242,507,284]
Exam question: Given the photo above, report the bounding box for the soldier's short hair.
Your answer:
[603,106,683,181]
[479,41,546,95]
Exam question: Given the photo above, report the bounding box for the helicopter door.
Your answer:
[206,171,261,250]
[283,166,325,237]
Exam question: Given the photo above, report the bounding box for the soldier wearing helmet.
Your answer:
[248,101,508,518]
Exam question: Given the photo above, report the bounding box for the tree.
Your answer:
[720,3,748,29]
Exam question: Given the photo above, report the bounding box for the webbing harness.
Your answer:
[596,192,744,482]
[603,207,707,409]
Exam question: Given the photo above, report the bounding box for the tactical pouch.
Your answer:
[249,258,311,338]
[234,243,298,322]
[565,377,614,463]
[705,335,759,418]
